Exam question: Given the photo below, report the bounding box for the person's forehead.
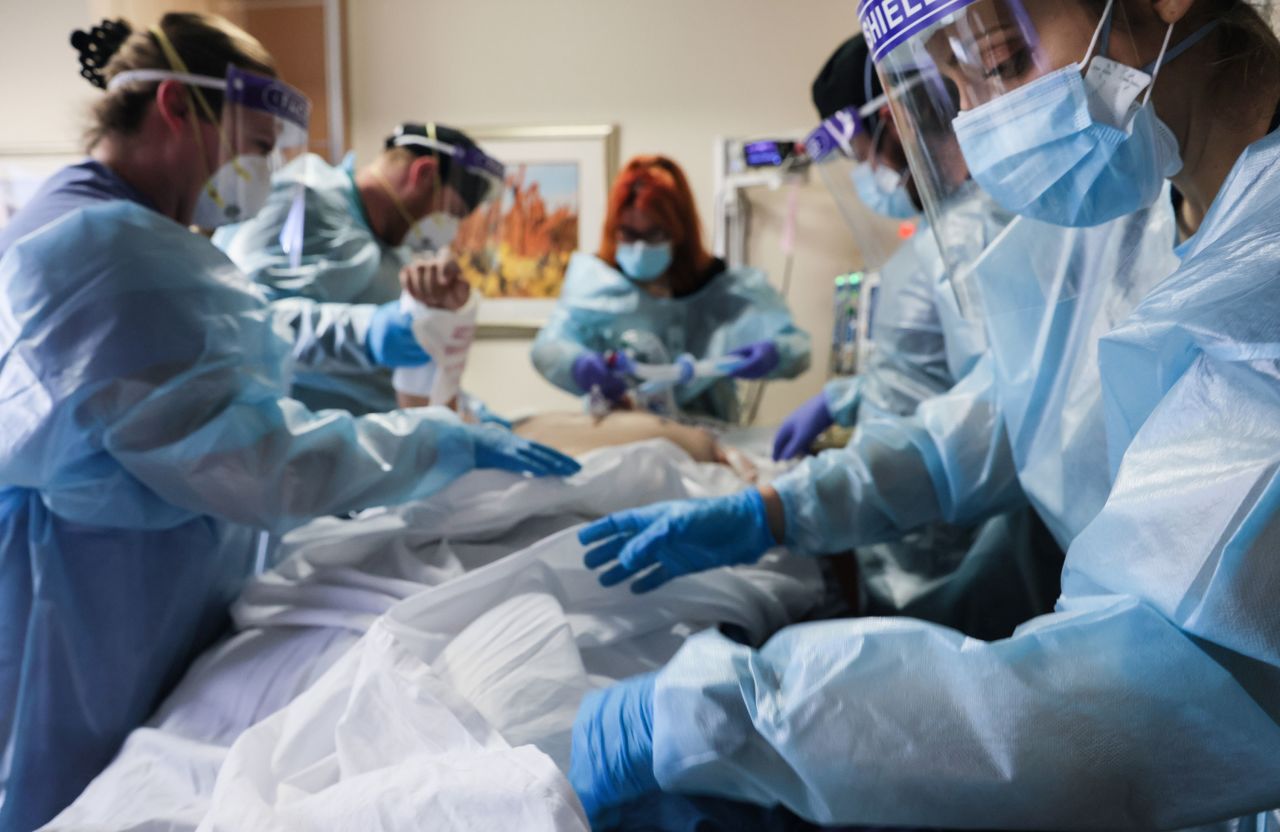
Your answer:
[923,1,1020,58]
[238,108,279,136]
[619,207,659,226]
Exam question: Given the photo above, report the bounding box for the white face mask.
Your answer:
[191,154,273,229]
[405,211,460,253]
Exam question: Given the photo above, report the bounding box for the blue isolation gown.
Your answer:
[811,218,1059,635]
[532,253,811,422]
[647,135,1280,828]
[215,153,408,413]
[0,162,478,830]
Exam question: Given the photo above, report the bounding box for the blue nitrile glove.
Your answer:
[468,424,581,478]
[579,489,776,593]
[461,394,514,429]
[772,391,835,461]
[477,409,513,429]
[571,352,628,400]
[367,301,430,367]
[726,339,780,379]
[569,674,660,821]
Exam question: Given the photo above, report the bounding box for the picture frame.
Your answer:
[457,124,620,333]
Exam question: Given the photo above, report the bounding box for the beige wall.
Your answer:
[739,182,872,424]
[346,0,864,421]
[0,1,97,151]
[11,0,1279,422]
[0,0,237,151]
[2,0,870,423]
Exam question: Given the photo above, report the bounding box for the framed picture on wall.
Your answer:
[456,125,619,331]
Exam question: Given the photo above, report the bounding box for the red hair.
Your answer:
[598,155,713,291]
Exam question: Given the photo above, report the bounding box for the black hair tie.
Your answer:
[71,19,132,89]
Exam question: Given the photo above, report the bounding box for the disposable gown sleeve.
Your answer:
[121,221,475,533]
[720,271,811,382]
[213,179,388,378]
[759,321,809,381]
[215,177,384,304]
[817,240,952,431]
[822,377,861,427]
[651,353,1280,830]
[855,244,954,417]
[679,270,812,404]
[268,296,377,377]
[106,391,475,537]
[1,202,476,539]
[531,305,593,394]
[774,354,1025,556]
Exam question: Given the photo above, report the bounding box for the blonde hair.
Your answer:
[78,13,275,151]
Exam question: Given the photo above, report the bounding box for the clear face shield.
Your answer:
[107,42,312,243]
[384,125,507,257]
[201,66,312,232]
[863,0,1204,317]
[804,101,920,274]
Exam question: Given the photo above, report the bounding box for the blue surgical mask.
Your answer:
[953,0,1211,228]
[615,241,673,283]
[851,161,918,220]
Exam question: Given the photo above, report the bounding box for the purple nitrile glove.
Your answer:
[571,352,628,400]
[772,391,835,461]
[726,340,780,379]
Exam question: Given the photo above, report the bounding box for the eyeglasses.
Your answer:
[616,225,672,245]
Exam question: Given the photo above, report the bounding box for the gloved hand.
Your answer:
[772,391,835,461]
[725,339,780,379]
[468,424,581,478]
[569,674,659,821]
[479,412,514,429]
[400,254,470,310]
[474,404,514,430]
[572,352,628,400]
[367,301,431,367]
[579,489,776,593]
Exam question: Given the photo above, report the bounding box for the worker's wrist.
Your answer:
[757,485,786,546]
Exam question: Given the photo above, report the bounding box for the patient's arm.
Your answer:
[398,392,461,410]
[397,392,433,409]
[514,411,722,463]
[394,257,471,412]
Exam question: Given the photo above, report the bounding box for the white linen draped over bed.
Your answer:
[48,439,821,831]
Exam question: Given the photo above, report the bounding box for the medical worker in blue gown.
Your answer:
[571,0,1280,828]
[0,16,577,830]
[775,34,960,461]
[532,154,811,423]
[216,122,501,414]
[774,34,1060,636]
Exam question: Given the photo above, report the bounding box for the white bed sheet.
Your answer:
[48,439,819,831]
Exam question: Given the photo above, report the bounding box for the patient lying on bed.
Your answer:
[48,429,812,830]
[513,410,757,482]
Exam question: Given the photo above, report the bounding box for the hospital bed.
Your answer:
[46,430,824,831]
